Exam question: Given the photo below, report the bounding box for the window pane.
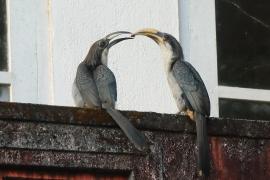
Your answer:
[0,0,8,71]
[219,98,270,120]
[0,84,10,102]
[216,0,270,89]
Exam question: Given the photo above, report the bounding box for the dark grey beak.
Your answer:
[105,31,132,40]
[108,37,133,49]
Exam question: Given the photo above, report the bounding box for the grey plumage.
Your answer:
[73,63,101,108]
[73,32,147,151]
[172,60,210,116]
[133,29,210,176]
[171,60,210,176]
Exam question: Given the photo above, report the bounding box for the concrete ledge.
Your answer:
[0,102,270,179]
[0,102,269,138]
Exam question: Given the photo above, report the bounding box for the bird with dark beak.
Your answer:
[133,28,211,176]
[72,31,147,151]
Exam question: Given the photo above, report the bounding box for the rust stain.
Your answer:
[126,111,144,119]
[265,145,270,178]
[74,108,112,124]
[210,137,270,180]
[1,102,270,179]
[21,151,33,163]
[211,137,240,180]
[0,169,128,180]
[211,137,228,180]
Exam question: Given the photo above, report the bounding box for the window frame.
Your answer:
[215,0,270,117]
[179,0,270,117]
[0,0,11,101]
[179,0,219,116]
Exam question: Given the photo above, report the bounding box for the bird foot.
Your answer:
[177,111,187,116]
[186,109,195,121]
[198,170,203,177]
[177,110,195,121]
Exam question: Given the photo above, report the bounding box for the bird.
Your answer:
[72,31,147,151]
[132,28,211,176]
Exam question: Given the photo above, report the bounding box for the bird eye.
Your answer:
[99,40,107,48]
[163,34,169,40]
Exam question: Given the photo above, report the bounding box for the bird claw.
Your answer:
[177,111,187,116]
[186,109,195,121]
[198,170,203,177]
[177,110,195,121]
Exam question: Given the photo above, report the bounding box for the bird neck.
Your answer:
[101,48,108,65]
[83,48,107,68]
[84,56,99,68]
[160,42,184,72]
[160,46,180,72]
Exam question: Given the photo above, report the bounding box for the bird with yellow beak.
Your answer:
[133,28,211,177]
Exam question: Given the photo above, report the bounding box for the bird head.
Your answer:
[86,31,133,66]
[132,28,183,59]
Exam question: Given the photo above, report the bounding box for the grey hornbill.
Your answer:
[72,31,147,151]
[133,28,210,176]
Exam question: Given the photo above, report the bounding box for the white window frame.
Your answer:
[219,86,270,102]
[0,0,12,101]
[179,0,270,117]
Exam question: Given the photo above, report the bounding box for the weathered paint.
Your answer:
[0,169,128,180]
[0,102,270,179]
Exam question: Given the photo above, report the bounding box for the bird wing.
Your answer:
[75,63,101,107]
[72,80,85,107]
[93,65,117,108]
[172,60,210,116]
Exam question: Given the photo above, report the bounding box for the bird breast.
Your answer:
[167,71,186,111]
[160,45,174,72]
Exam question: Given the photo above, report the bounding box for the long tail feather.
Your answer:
[106,108,147,151]
[195,112,210,176]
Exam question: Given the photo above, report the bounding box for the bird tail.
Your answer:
[194,112,210,177]
[106,108,147,151]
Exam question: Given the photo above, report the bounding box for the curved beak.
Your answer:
[105,31,132,40]
[132,28,164,44]
[104,31,134,49]
[107,37,133,49]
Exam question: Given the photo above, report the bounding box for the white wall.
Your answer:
[8,0,53,104]
[51,0,180,113]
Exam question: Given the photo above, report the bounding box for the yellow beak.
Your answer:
[132,28,164,44]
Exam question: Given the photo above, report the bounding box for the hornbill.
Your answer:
[133,28,210,176]
[72,31,147,151]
